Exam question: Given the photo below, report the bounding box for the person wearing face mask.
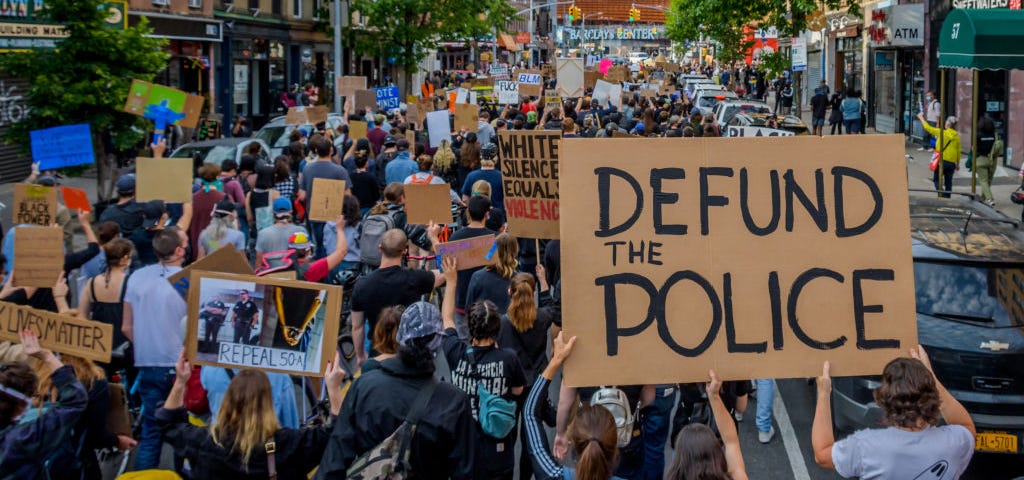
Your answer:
[919,91,941,151]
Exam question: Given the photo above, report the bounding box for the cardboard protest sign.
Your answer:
[13,184,58,226]
[186,271,341,377]
[453,103,478,133]
[354,89,377,112]
[406,129,416,146]
[60,186,91,213]
[640,88,658,99]
[517,70,544,97]
[417,98,434,116]
[30,124,95,171]
[336,76,366,101]
[541,63,555,78]
[592,80,623,109]
[437,235,496,271]
[13,227,63,288]
[426,110,450,148]
[558,135,917,386]
[375,86,401,110]
[168,244,254,300]
[584,70,603,90]
[496,80,519,105]
[657,61,680,72]
[556,58,584,98]
[308,178,346,222]
[455,88,469,105]
[123,79,203,129]
[606,65,630,83]
[349,120,368,141]
[404,184,453,225]
[285,106,328,126]
[726,126,796,137]
[497,131,561,239]
[135,157,193,203]
[490,64,510,79]
[406,103,420,125]
[0,302,113,362]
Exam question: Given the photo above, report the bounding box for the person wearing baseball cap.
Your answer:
[317,294,474,479]
[254,197,308,266]
[384,138,417,185]
[284,214,347,283]
[99,173,145,234]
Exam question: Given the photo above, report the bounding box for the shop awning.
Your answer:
[938,8,1024,70]
[498,33,519,51]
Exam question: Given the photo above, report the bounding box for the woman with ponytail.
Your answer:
[465,233,518,313]
[525,332,623,480]
[78,238,134,378]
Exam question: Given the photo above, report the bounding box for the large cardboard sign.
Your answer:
[556,58,584,98]
[453,103,478,133]
[404,184,453,225]
[123,80,203,129]
[426,110,450,148]
[496,80,519,105]
[336,76,366,101]
[13,227,63,288]
[517,70,544,97]
[349,120,368,141]
[186,271,341,377]
[592,80,623,109]
[437,235,496,271]
[606,65,630,83]
[0,301,113,363]
[285,106,329,126]
[13,184,57,226]
[584,70,603,90]
[168,244,254,300]
[308,178,346,222]
[727,126,796,137]
[354,89,377,112]
[30,124,95,171]
[559,135,917,386]
[406,103,420,125]
[135,157,193,203]
[498,131,561,239]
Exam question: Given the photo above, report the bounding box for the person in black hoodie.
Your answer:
[318,298,475,479]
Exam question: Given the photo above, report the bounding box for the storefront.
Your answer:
[128,12,222,103]
[290,24,334,107]
[867,3,925,135]
[215,12,290,130]
[824,12,864,97]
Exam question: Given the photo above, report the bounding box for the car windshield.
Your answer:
[914,261,1024,327]
[171,145,236,167]
[698,96,721,108]
[255,126,287,147]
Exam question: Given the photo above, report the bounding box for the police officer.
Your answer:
[230,289,261,344]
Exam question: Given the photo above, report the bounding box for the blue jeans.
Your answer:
[135,367,176,470]
[755,379,775,433]
[843,118,861,134]
[307,220,326,259]
[641,385,676,480]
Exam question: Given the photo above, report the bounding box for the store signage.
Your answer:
[791,36,807,71]
[516,32,530,44]
[564,25,665,42]
[868,4,923,47]
[826,12,863,32]
[952,0,1014,8]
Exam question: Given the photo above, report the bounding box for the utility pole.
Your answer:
[333,0,343,113]
[527,0,534,67]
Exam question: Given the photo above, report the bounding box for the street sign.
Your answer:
[516,32,530,44]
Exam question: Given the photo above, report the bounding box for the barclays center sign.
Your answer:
[564,25,665,42]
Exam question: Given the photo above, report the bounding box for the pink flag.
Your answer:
[599,59,612,75]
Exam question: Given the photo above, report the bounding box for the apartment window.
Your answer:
[271,0,281,14]
[292,0,301,18]
[312,0,321,19]
[188,0,202,8]
[249,0,258,8]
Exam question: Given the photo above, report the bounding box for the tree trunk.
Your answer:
[794,70,802,118]
[93,132,116,203]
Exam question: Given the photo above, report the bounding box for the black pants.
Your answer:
[933,161,956,197]
[233,322,251,344]
[204,321,222,345]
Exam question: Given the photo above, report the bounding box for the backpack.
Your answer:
[358,210,397,267]
[590,387,636,448]
[408,173,434,185]
[467,347,517,439]
[345,381,438,480]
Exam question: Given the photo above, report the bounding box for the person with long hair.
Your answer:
[433,139,458,187]
[78,238,134,377]
[197,198,246,259]
[359,305,403,374]
[457,132,481,188]
[465,233,518,312]
[665,370,749,480]
[246,164,280,235]
[158,352,346,478]
[812,346,975,478]
[0,331,87,478]
[272,156,296,200]
[525,331,625,480]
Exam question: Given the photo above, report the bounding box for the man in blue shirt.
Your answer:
[460,142,504,210]
[384,138,417,185]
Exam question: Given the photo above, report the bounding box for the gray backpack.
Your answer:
[359,211,396,267]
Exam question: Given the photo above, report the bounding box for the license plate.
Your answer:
[975,432,1018,453]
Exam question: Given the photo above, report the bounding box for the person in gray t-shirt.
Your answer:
[812,346,976,480]
[255,197,309,265]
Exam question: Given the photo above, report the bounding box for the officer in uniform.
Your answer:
[230,289,261,344]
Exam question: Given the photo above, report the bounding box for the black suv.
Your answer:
[832,193,1023,455]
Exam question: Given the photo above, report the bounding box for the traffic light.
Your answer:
[567,5,581,23]
[629,7,640,22]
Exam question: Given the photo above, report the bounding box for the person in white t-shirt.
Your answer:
[812,346,976,480]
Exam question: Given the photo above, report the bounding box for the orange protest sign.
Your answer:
[60,186,91,213]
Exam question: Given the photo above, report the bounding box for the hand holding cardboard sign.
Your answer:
[175,351,192,383]
[151,138,167,158]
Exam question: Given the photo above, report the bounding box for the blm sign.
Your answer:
[558,135,917,386]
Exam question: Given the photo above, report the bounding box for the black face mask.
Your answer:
[182,245,194,267]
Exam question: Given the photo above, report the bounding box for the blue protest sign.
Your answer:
[375,86,400,110]
[30,124,95,171]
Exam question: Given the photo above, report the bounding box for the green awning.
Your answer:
[938,8,1024,70]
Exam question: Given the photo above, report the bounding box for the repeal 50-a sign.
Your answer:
[559,135,917,386]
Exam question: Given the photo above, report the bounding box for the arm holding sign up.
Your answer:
[707,370,749,480]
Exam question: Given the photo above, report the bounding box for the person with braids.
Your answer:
[440,256,526,479]
[465,233,518,313]
[0,331,87,478]
[525,331,625,480]
[812,346,975,479]
[433,138,459,187]
[77,238,134,378]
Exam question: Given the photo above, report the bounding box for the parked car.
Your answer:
[693,89,738,115]
[725,112,811,135]
[712,100,773,130]
[255,113,346,160]
[170,138,272,169]
[683,78,716,98]
[832,193,1024,455]
[628,51,649,64]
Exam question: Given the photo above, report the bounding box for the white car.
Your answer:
[628,52,649,64]
[711,99,773,131]
[693,89,739,115]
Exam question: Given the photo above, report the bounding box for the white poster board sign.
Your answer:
[496,80,519,104]
[592,80,623,108]
[426,110,451,147]
[556,58,584,98]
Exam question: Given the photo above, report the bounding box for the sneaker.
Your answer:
[759,426,776,444]
[733,410,744,422]
[985,199,996,207]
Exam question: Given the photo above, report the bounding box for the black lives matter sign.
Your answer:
[498,131,561,239]
[558,135,917,386]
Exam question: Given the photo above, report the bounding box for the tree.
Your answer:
[349,0,517,95]
[0,0,168,201]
